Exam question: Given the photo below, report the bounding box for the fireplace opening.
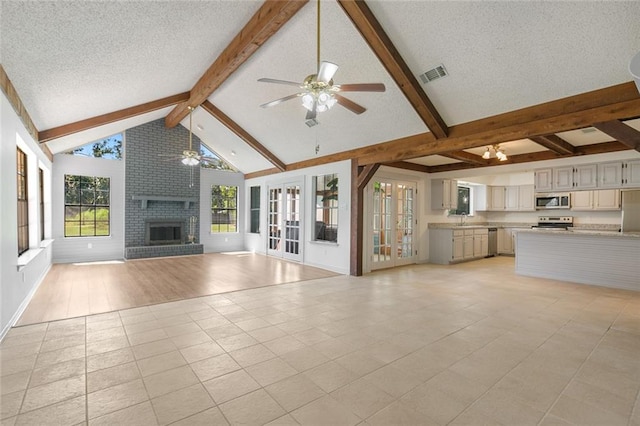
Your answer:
[145,220,185,246]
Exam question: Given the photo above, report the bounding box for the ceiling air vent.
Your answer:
[419,64,448,84]
[581,127,598,134]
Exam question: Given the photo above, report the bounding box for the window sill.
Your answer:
[17,248,44,271]
[40,239,54,248]
[310,240,339,247]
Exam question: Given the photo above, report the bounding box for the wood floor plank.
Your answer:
[17,253,338,325]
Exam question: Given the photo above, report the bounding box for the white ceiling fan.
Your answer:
[258,0,385,126]
[160,106,219,167]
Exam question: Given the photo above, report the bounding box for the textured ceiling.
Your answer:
[2,1,640,174]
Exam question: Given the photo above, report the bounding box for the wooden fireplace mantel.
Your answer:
[132,195,197,210]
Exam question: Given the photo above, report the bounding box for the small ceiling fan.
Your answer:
[160,106,218,167]
[258,0,385,126]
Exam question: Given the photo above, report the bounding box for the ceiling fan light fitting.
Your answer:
[181,157,199,166]
[482,148,491,159]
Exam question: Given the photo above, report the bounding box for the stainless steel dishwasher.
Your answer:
[487,228,498,257]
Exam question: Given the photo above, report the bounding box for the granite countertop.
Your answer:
[429,223,533,230]
[519,229,640,238]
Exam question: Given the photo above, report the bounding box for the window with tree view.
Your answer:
[211,185,238,233]
[451,186,470,216]
[250,186,260,233]
[64,175,110,237]
[313,174,338,242]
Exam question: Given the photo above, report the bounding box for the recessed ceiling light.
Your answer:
[231,151,236,156]
[196,124,204,131]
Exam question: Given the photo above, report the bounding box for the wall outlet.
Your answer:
[88,243,92,249]
[224,237,228,242]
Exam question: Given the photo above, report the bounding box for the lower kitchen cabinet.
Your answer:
[429,228,488,264]
[498,227,530,255]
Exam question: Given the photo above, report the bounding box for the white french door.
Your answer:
[369,179,417,270]
[267,182,303,262]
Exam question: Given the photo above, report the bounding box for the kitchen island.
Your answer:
[516,229,640,291]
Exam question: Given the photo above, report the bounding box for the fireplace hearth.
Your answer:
[145,220,185,246]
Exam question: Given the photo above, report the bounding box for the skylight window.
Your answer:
[66,134,122,160]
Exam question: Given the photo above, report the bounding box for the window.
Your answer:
[250,186,260,233]
[65,134,122,159]
[451,186,471,216]
[39,168,45,241]
[17,148,29,255]
[64,175,110,237]
[211,185,238,233]
[200,144,235,171]
[313,174,338,242]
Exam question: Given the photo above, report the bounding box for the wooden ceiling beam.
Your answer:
[201,101,286,171]
[428,141,630,173]
[529,134,576,155]
[357,83,640,165]
[244,82,640,179]
[440,150,487,165]
[38,92,190,143]
[165,0,308,128]
[593,120,640,152]
[384,161,431,173]
[0,65,44,156]
[337,0,448,139]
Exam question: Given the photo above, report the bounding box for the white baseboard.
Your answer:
[0,263,51,342]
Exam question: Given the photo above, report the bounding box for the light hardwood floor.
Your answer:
[17,253,338,326]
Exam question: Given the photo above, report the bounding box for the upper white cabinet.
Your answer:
[431,179,458,210]
[490,186,506,210]
[571,189,620,211]
[505,186,519,210]
[624,160,640,187]
[518,185,535,211]
[553,166,574,191]
[574,164,598,189]
[598,162,623,188]
[537,160,640,192]
[477,185,534,211]
[534,169,553,192]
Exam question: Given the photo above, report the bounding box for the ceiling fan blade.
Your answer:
[334,94,366,115]
[257,78,302,87]
[260,93,303,108]
[335,83,386,92]
[317,61,338,83]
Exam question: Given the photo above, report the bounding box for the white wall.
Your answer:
[200,168,245,253]
[245,160,352,275]
[1,92,53,338]
[52,153,125,263]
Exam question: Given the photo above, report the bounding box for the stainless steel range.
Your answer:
[532,216,573,230]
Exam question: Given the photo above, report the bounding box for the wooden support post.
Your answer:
[350,159,380,276]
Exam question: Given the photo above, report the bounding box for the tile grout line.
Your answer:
[536,300,631,426]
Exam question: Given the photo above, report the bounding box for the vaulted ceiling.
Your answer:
[2,0,640,176]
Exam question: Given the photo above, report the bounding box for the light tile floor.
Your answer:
[2,257,640,425]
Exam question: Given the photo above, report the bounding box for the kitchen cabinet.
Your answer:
[535,169,553,192]
[571,189,621,211]
[429,228,487,264]
[573,164,598,189]
[452,231,464,261]
[474,228,489,258]
[553,167,574,191]
[518,185,535,211]
[571,191,593,210]
[594,189,621,210]
[598,162,622,188]
[498,227,529,255]
[481,185,531,211]
[624,160,640,187]
[505,186,519,210]
[463,230,474,259]
[431,179,458,210]
[490,186,506,210]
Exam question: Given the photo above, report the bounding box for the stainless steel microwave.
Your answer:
[535,193,570,209]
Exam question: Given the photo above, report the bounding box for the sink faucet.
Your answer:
[460,212,467,226]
